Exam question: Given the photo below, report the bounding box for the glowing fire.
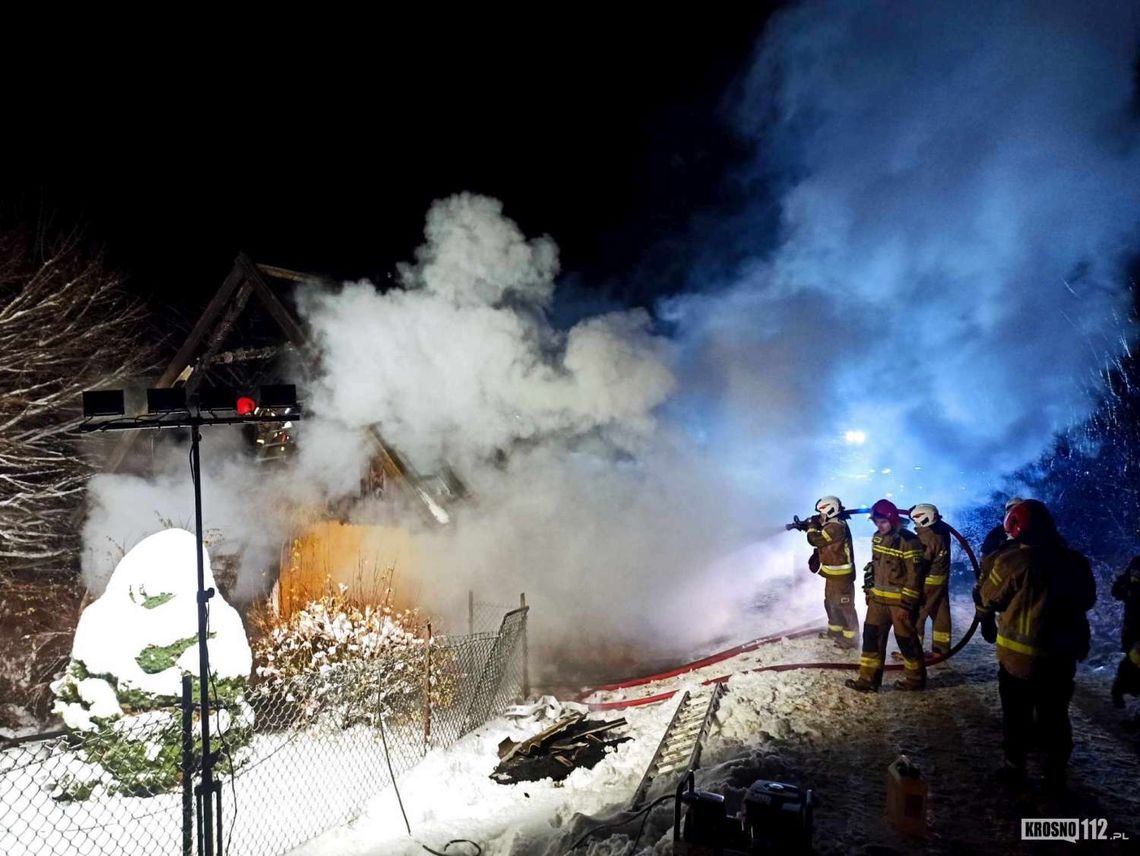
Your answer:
[276,521,421,618]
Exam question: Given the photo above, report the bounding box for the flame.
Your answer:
[277,521,421,618]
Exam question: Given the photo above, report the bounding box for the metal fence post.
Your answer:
[520,593,530,699]
[424,622,433,754]
[182,674,193,856]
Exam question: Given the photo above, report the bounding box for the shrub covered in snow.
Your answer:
[250,594,453,730]
[50,529,253,798]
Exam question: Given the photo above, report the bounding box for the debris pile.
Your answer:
[491,697,630,784]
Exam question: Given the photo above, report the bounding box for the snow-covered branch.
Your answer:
[0,227,152,575]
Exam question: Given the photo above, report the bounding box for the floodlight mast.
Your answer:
[79,387,300,856]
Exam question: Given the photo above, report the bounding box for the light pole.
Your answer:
[80,384,301,856]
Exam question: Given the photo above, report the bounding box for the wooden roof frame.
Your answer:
[106,253,455,524]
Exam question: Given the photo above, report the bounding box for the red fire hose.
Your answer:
[581,516,983,711]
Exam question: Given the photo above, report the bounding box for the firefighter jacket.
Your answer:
[980,524,1009,559]
[1111,556,1140,652]
[865,526,925,608]
[978,541,1096,678]
[805,518,856,578]
[915,521,952,587]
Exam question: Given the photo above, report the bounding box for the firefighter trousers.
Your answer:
[823,575,859,643]
[916,583,951,655]
[997,660,1076,775]
[857,602,926,689]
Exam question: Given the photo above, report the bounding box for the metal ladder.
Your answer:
[630,683,727,810]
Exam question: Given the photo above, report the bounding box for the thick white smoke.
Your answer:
[292,194,779,651]
[665,0,1140,519]
[298,194,674,471]
[82,3,1140,664]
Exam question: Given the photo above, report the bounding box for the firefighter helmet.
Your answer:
[1003,499,1054,540]
[870,498,901,527]
[815,495,844,521]
[910,503,940,528]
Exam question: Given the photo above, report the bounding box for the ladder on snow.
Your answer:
[629,683,726,810]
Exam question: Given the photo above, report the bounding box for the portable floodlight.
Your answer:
[78,380,302,856]
[258,384,297,408]
[146,387,187,414]
[198,385,237,412]
[82,389,125,418]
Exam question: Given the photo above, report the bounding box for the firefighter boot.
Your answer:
[845,677,877,693]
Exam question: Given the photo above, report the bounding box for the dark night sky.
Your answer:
[1,10,783,317]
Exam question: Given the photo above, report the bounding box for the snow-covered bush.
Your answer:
[250,594,454,730]
[50,529,253,798]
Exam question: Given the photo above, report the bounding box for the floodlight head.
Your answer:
[258,384,298,409]
[83,389,125,418]
[146,388,187,414]
[198,386,237,412]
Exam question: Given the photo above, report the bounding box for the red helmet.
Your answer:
[870,498,901,528]
[1003,499,1054,540]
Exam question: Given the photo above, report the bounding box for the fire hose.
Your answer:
[581,511,983,711]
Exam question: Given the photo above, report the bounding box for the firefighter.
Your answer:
[911,503,953,656]
[976,496,1024,645]
[846,499,927,692]
[802,496,859,648]
[1110,556,1140,709]
[980,496,1025,558]
[976,499,1096,791]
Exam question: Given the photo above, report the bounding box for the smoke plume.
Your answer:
[82,2,1140,663]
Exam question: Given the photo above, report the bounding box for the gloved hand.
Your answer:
[808,551,821,574]
[979,611,997,644]
[971,584,984,609]
[862,563,874,592]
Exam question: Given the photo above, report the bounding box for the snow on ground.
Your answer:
[291,596,1140,856]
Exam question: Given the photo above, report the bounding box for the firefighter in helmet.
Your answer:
[802,496,859,648]
[911,503,953,656]
[976,496,1024,645]
[980,496,1025,559]
[975,499,1096,790]
[1111,555,1140,710]
[846,499,927,692]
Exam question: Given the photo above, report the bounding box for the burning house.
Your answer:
[94,254,465,617]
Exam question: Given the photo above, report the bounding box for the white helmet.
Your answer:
[910,503,940,528]
[1004,496,1025,512]
[815,495,843,521]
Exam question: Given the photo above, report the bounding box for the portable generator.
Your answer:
[673,772,815,855]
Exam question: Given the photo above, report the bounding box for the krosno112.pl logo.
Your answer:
[1021,818,1127,842]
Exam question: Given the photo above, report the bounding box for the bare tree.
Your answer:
[0,227,151,576]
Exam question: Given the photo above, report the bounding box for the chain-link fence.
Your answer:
[467,591,526,636]
[1,605,527,856]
